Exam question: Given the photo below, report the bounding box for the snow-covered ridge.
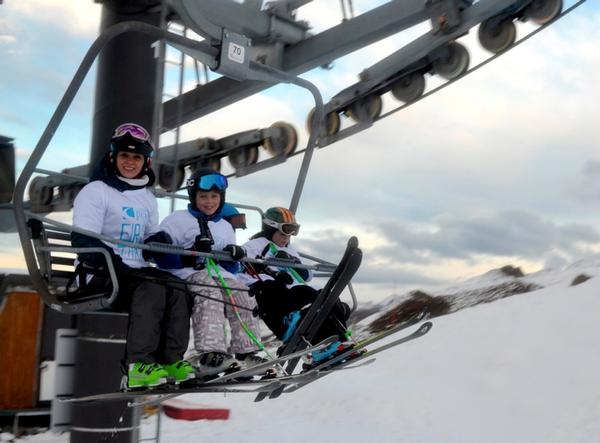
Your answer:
[352,258,599,336]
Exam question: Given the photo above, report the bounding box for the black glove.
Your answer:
[274,270,294,286]
[143,231,173,260]
[289,266,309,282]
[144,231,172,245]
[249,258,267,275]
[81,252,126,277]
[223,244,246,261]
[194,234,213,253]
[273,250,307,280]
[274,250,300,263]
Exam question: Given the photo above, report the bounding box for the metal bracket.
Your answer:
[425,0,464,34]
[216,30,252,81]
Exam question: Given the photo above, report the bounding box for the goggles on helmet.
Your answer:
[187,173,228,191]
[263,218,300,236]
[113,123,151,142]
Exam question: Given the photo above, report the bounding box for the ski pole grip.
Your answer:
[196,217,214,245]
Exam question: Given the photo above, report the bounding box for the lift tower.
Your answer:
[71,2,160,442]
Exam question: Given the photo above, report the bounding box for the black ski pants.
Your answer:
[122,269,193,365]
[250,279,350,343]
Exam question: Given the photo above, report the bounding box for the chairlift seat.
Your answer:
[26,218,119,314]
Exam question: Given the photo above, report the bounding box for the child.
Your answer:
[241,207,351,355]
[71,123,195,388]
[155,168,263,375]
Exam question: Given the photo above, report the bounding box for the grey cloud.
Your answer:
[353,261,443,287]
[371,210,600,263]
[571,160,600,202]
[294,229,350,263]
[295,228,442,288]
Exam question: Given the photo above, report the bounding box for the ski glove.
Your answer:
[274,270,294,286]
[223,244,246,261]
[273,250,308,281]
[142,231,173,260]
[81,253,126,277]
[194,235,213,253]
[274,250,300,263]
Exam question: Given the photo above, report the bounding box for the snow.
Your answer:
[8,265,600,443]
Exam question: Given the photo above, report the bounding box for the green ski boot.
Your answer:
[127,362,169,388]
[163,360,196,383]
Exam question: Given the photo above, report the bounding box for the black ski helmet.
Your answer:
[109,123,154,176]
[186,168,228,213]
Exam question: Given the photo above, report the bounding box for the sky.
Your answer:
[9,252,600,442]
[1,0,600,301]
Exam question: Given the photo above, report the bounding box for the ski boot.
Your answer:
[235,351,269,369]
[281,310,302,343]
[235,351,282,378]
[303,341,362,370]
[191,351,241,380]
[162,360,196,384]
[126,362,170,389]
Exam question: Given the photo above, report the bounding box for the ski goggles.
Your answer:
[263,218,300,236]
[187,173,228,191]
[113,123,151,142]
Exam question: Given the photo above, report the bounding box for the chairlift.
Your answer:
[11,17,362,317]
[11,0,583,316]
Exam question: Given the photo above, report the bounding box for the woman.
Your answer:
[71,123,195,388]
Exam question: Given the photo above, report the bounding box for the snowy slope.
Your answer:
[138,269,600,443]
[7,266,600,443]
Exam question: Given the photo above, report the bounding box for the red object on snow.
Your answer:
[161,399,230,421]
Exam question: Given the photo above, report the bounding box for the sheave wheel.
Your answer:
[190,157,221,172]
[29,176,53,207]
[346,94,383,123]
[263,122,298,157]
[391,72,426,103]
[432,41,470,80]
[306,108,341,137]
[158,164,185,192]
[523,0,562,25]
[478,17,517,54]
[228,146,259,170]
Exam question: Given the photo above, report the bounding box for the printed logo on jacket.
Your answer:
[119,206,150,259]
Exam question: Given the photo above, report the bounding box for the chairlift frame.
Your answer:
[12,20,350,315]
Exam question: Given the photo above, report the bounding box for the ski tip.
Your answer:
[420,321,433,333]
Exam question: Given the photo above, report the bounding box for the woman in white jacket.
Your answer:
[71,123,195,388]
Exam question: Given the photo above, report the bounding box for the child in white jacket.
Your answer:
[241,207,350,351]
[154,169,262,375]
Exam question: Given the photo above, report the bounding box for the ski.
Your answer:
[126,322,431,407]
[258,306,429,400]
[255,237,363,402]
[284,321,433,394]
[62,336,336,404]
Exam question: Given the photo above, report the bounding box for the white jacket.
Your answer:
[72,180,159,269]
[159,209,238,280]
[239,237,313,287]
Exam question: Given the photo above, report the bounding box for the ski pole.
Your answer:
[205,257,270,356]
[267,242,305,284]
[266,242,353,341]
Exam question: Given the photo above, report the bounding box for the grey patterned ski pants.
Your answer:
[187,270,260,355]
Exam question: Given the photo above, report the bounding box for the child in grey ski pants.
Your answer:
[188,270,260,355]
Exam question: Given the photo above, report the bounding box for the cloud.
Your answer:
[8,0,101,38]
[569,160,600,202]
[370,210,600,264]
